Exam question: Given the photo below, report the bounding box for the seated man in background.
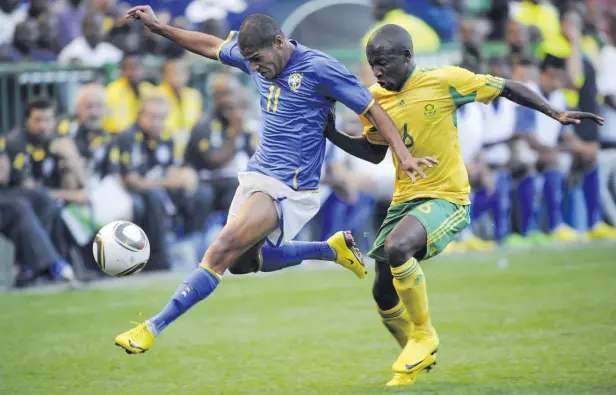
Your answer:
[103,54,153,134]
[540,7,616,239]
[58,82,133,231]
[109,93,212,271]
[514,55,587,242]
[453,75,498,252]
[478,56,519,246]
[184,75,255,214]
[157,48,203,159]
[2,98,82,283]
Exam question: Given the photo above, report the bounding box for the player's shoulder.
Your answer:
[297,44,344,73]
[5,128,26,151]
[417,65,469,81]
[368,83,388,99]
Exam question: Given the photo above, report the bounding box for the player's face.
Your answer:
[368,51,411,91]
[26,108,55,142]
[242,37,285,80]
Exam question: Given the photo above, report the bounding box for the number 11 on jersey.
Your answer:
[267,86,281,112]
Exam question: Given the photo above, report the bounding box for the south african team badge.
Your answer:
[288,72,302,91]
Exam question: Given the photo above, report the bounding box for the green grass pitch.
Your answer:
[1,246,615,395]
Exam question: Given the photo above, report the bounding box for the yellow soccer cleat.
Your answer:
[586,222,616,240]
[115,322,155,354]
[392,326,439,374]
[442,240,466,255]
[385,356,437,387]
[551,225,579,242]
[327,230,366,279]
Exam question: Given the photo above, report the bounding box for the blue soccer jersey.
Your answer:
[217,31,374,191]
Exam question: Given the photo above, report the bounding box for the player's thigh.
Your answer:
[205,192,279,262]
[407,199,471,261]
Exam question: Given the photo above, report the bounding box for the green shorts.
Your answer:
[369,198,471,262]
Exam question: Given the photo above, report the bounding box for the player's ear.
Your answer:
[274,35,284,48]
[403,49,412,61]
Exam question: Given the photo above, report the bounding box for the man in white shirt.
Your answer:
[0,0,26,46]
[597,19,616,226]
[58,11,123,66]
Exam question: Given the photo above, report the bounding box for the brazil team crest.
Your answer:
[288,72,302,91]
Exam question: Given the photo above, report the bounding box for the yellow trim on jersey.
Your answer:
[360,98,375,116]
[216,31,236,62]
[199,264,222,282]
[292,169,299,190]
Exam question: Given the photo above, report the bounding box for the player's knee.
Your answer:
[228,251,261,275]
[384,232,423,266]
[205,232,242,270]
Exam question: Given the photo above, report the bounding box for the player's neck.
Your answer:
[395,64,416,91]
[280,40,296,68]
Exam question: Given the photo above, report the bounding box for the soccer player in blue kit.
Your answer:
[115,6,436,354]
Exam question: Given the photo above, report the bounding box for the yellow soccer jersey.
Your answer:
[361,66,504,206]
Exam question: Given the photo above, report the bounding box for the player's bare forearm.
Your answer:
[364,104,412,162]
[150,23,223,59]
[501,80,562,120]
[324,127,387,164]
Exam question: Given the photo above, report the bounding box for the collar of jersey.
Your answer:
[279,40,302,76]
[400,65,417,91]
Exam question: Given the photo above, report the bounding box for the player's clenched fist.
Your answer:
[126,5,159,29]
[399,156,439,184]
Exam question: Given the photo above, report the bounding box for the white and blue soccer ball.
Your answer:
[93,221,150,277]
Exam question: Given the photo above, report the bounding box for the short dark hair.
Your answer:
[238,14,281,55]
[540,54,566,71]
[25,97,53,119]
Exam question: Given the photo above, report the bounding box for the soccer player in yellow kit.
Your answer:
[325,24,604,387]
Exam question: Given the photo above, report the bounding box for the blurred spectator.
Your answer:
[184,75,254,213]
[2,97,86,281]
[58,11,123,66]
[459,20,484,74]
[58,83,113,181]
[55,0,88,49]
[109,94,212,271]
[37,11,61,54]
[484,0,510,40]
[158,50,203,157]
[506,20,532,66]
[0,0,26,46]
[0,19,56,62]
[1,135,75,287]
[201,17,229,39]
[102,54,153,133]
[511,0,561,41]
[540,7,616,238]
[360,0,440,85]
[27,0,48,21]
[91,0,122,34]
[479,56,519,245]
[598,17,616,225]
[514,56,585,242]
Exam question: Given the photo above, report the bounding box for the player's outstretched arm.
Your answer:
[126,6,223,60]
[324,110,387,164]
[500,80,605,126]
[364,103,438,183]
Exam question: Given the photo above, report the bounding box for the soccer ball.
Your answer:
[93,221,150,277]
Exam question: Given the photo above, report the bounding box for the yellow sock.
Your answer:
[378,301,413,348]
[390,258,433,334]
